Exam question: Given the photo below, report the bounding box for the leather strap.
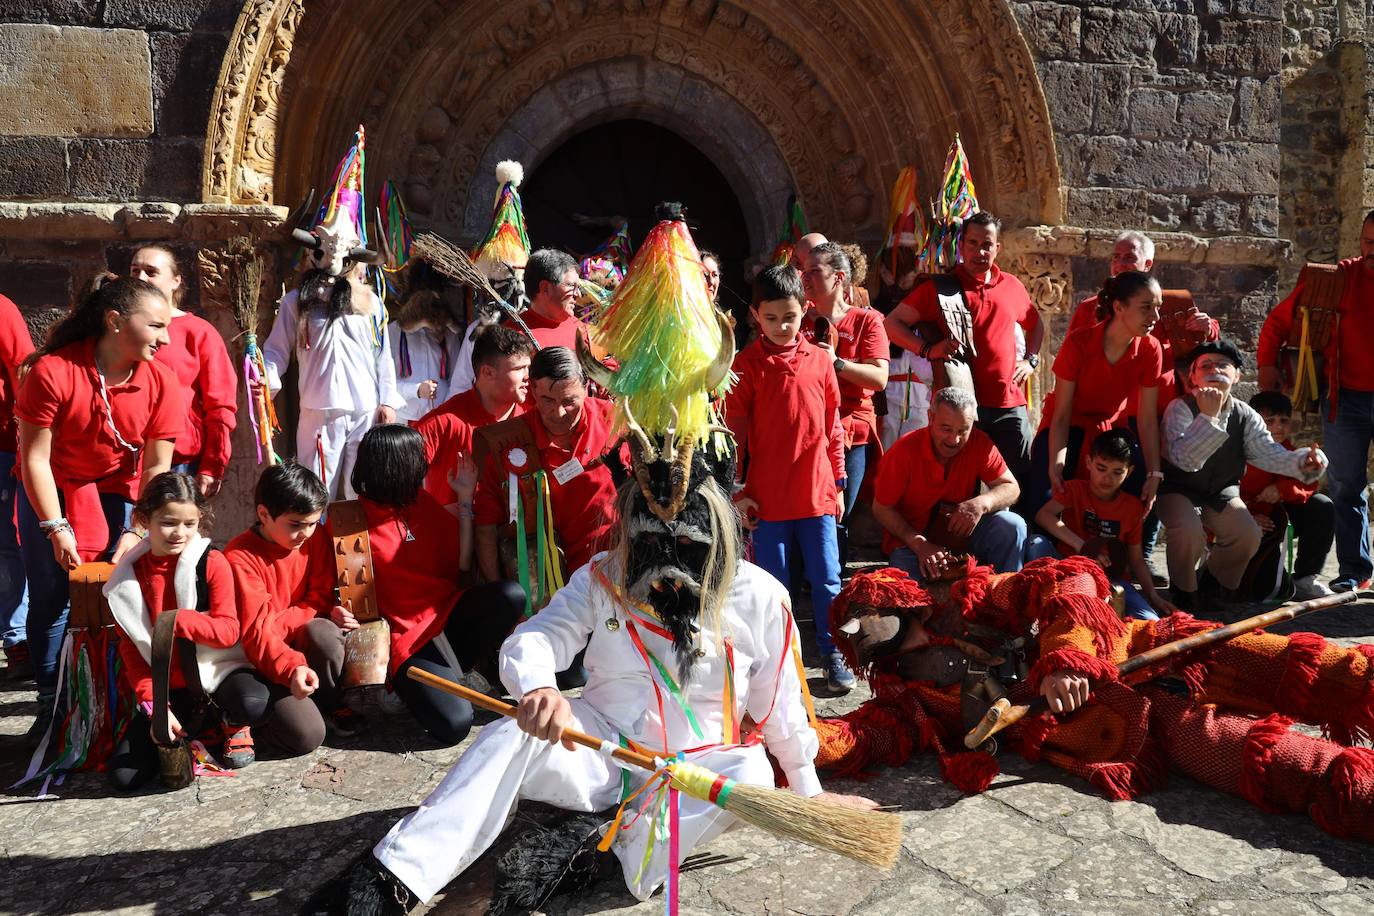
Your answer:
[328,500,380,623]
[151,610,202,745]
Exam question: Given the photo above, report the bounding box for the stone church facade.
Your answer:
[0,0,1367,528]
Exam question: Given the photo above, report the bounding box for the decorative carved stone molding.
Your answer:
[0,202,287,242]
[207,0,1064,251]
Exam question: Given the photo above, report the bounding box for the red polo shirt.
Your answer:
[16,338,184,499]
[899,265,1037,408]
[1241,438,1319,512]
[726,337,844,521]
[473,396,622,573]
[1259,258,1374,392]
[874,426,1008,554]
[1038,322,1162,432]
[414,388,526,505]
[361,491,465,674]
[506,308,586,352]
[803,306,889,446]
[155,312,237,478]
[1054,479,1145,547]
[0,295,34,453]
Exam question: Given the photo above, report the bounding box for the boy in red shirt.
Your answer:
[726,266,852,692]
[1032,430,1178,620]
[1243,392,1335,600]
[224,463,352,753]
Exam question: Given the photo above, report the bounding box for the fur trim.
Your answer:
[1029,647,1121,688]
[496,160,524,188]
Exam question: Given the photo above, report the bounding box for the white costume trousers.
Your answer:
[298,407,373,500]
[373,697,771,903]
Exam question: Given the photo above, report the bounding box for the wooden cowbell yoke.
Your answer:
[1281,263,1346,417]
[575,309,737,524]
[328,500,389,706]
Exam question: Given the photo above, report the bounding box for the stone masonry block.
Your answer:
[1090,66,1132,134]
[1081,9,1157,64]
[1202,0,1282,20]
[1067,135,1210,193]
[1155,13,1201,67]
[0,25,153,137]
[1178,91,1234,138]
[1189,196,1243,233]
[1209,141,1279,194]
[0,137,69,198]
[1132,88,1180,137]
[1013,3,1081,60]
[102,0,242,32]
[1066,187,1189,231]
[0,0,101,25]
[151,31,229,137]
[1245,195,1279,237]
[1035,60,1093,133]
[1200,18,1282,74]
[68,139,201,201]
[1236,76,1280,142]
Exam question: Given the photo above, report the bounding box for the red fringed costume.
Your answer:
[816,558,1374,842]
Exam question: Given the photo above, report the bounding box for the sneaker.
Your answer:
[219,722,255,768]
[460,670,496,697]
[1331,578,1372,594]
[3,641,32,681]
[1292,575,1334,601]
[328,706,367,740]
[824,652,856,694]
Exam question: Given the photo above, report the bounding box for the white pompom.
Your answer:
[495,160,524,188]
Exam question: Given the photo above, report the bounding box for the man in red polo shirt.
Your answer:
[505,249,586,351]
[872,387,1024,579]
[414,325,533,507]
[472,346,623,585]
[883,211,1044,489]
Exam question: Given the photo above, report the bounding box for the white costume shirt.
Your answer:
[263,287,405,414]
[500,555,822,796]
[387,322,464,422]
[445,319,489,398]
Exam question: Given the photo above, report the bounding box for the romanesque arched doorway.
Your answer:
[522,119,752,313]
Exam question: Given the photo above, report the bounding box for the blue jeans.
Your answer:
[838,444,868,565]
[0,451,27,647]
[1024,534,1157,620]
[753,515,841,656]
[1322,388,1374,586]
[890,509,1027,579]
[18,485,132,698]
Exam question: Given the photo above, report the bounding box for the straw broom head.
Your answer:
[411,231,506,305]
[667,762,901,871]
[226,236,264,335]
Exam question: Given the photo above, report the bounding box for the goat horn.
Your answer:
[620,397,657,463]
[575,328,616,391]
[348,246,385,265]
[292,228,320,248]
[704,308,736,391]
[375,206,395,267]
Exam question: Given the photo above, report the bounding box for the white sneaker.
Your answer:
[1293,575,1334,600]
[460,670,497,696]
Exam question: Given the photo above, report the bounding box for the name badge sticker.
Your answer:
[552,457,585,485]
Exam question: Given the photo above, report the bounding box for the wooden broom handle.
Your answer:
[405,666,660,772]
[964,589,1362,750]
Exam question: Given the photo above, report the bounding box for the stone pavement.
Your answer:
[4,562,1374,915]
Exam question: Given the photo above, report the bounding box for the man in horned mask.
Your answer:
[311,206,873,916]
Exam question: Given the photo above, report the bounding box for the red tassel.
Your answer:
[1017,713,1055,762]
[1237,714,1293,813]
[1029,647,1121,689]
[939,751,1000,795]
[1278,632,1327,724]
[1312,746,1374,841]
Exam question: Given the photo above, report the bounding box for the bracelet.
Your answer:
[43,522,73,540]
[38,517,69,532]
[120,526,148,539]
[1147,470,1164,480]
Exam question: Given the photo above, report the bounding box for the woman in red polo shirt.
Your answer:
[1028,271,1164,518]
[130,244,237,498]
[350,424,525,745]
[16,276,183,727]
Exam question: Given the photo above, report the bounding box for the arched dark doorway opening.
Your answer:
[522,119,753,321]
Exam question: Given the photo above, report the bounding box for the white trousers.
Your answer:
[373,697,771,902]
[297,407,374,500]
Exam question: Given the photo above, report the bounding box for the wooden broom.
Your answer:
[406,667,901,870]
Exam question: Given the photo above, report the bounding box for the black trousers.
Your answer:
[1287,493,1336,579]
[394,579,526,746]
[978,405,1032,504]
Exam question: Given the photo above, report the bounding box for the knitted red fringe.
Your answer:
[939,751,1000,795]
[1311,746,1374,841]
[1277,631,1326,725]
[1237,713,1293,814]
[1029,647,1122,690]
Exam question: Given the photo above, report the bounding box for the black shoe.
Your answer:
[24,695,55,748]
[298,852,417,916]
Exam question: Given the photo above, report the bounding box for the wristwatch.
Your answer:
[1026,353,1039,369]
[833,357,846,373]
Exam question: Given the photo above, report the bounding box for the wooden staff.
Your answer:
[406,667,901,870]
[963,590,1361,750]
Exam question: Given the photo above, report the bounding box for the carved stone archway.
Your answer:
[205,0,1064,250]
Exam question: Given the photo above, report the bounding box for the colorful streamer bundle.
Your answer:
[922,134,980,272]
[769,194,809,267]
[579,223,634,283]
[243,335,280,466]
[593,215,728,446]
[379,178,413,304]
[877,165,925,276]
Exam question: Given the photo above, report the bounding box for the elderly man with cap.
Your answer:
[1157,339,1328,610]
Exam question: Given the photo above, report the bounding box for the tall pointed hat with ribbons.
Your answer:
[472,160,531,280]
[923,134,979,272]
[877,165,925,277]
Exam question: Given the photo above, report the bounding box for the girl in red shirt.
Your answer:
[17,276,183,726]
[350,424,525,745]
[1029,271,1165,519]
[104,473,253,790]
[131,244,237,498]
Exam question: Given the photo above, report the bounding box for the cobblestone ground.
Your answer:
[3,543,1374,916]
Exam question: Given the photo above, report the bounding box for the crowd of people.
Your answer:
[0,208,1368,788]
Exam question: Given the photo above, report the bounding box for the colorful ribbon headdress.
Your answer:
[922,134,980,272]
[877,165,925,276]
[769,194,809,267]
[472,160,531,277]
